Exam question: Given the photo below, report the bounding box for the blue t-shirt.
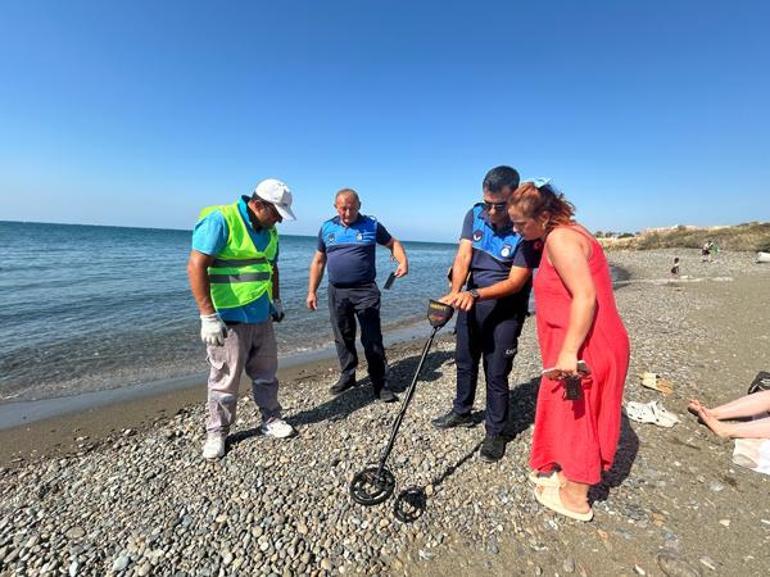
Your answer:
[460,204,541,308]
[317,215,392,287]
[192,196,278,323]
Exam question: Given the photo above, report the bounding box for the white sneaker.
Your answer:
[202,433,226,460]
[260,417,296,439]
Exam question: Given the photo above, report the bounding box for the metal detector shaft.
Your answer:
[375,326,440,477]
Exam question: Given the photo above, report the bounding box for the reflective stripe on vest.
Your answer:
[198,201,278,310]
[209,272,272,284]
[212,257,269,267]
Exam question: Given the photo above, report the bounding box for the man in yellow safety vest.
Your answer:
[187,178,297,460]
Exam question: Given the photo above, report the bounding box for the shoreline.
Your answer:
[0,324,447,466]
[0,264,629,430]
[0,315,440,430]
[0,261,630,466]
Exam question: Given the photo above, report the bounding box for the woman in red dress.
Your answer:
[508,180,630,521]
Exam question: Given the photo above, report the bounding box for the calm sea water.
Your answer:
[0,221,458,403]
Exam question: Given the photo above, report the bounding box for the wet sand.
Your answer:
[0,338,432,466]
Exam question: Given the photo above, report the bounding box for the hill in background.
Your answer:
[598,221,770,252]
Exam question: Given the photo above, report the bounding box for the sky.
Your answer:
[0,0,768,242]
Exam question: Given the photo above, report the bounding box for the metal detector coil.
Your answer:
[393,486,427,523]
[350,465,396,505]
[349,299,454,520]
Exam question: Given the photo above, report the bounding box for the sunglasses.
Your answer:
[483,201,508,212]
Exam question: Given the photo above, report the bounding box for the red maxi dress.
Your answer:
[529,226,630,485]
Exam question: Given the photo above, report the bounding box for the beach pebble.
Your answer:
[657,551,701,577]
[65,526,85,540]
[112,555,130,572]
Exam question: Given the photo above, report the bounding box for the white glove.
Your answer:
[271,299,285,323]
[200,313,228,346]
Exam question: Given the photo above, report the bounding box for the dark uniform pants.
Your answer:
[328,283,387,392]
[453,297,525,436]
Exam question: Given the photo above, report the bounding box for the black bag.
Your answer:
[747,371,770,395]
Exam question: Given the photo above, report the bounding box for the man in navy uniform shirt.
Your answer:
[434,166,541,463]
[307,188,408,402]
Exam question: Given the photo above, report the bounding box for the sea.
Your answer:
[0,221,459,409]
[0,220,625,426]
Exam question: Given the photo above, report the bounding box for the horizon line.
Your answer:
[0,219,459,246]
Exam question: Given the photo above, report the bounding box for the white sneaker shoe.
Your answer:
[202,433,226,460]
[260,417,296,439]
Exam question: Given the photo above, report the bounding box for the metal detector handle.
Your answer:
[376,326,440,476]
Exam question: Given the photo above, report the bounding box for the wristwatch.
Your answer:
[469,288,480,300]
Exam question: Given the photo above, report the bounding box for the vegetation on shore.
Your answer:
[598,221,770,252]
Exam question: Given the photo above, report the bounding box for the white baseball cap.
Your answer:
[253,178,296,221]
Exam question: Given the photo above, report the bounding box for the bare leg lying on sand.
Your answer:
[688,390,770,439]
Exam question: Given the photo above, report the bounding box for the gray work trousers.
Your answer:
[205,321,281,434]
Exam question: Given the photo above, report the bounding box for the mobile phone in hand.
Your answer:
[384,272,396,290]
[541,360,591,379]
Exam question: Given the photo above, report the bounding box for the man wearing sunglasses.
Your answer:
[433,166,541,463]
[188,179,297,460]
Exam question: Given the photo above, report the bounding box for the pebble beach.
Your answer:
[1,249,769,577]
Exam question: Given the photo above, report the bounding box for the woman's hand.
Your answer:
[555,350,579,375]
[543,351,579,380]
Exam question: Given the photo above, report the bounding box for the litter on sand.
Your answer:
[639,372,674,395]
[624,400,680,427]
[747,371,770,395]
[733,438,770,476]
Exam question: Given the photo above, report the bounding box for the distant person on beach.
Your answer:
[188,179,297,460]
[434,166,541,463]
[670,257,680,276]
[306,188,408,403]
[701,240,714,262]
[508,179,630,522]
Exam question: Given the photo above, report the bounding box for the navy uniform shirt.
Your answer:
[317,214,393,287]
[460,203,541,310]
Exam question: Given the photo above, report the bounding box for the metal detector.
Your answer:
[349,299,454,521]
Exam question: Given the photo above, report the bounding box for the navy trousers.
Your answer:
[453,296,525,436]
[328,283,387,392]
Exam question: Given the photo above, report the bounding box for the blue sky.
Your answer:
[1,1,768,241]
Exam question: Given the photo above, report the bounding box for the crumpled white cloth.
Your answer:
[733,438,770,475]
